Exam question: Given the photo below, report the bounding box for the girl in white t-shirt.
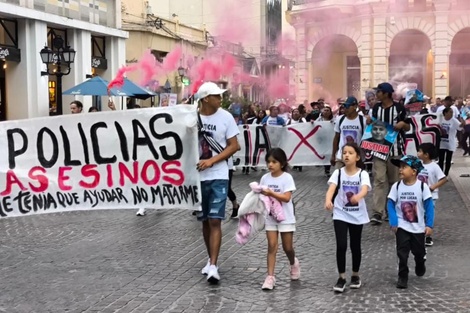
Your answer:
[325,142,371,293]
[260,148,299,291]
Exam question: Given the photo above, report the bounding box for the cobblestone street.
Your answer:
[0,160,470,313]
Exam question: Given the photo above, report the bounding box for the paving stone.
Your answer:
[0,163,469,312]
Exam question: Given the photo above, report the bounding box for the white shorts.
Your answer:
[265,224,296,232]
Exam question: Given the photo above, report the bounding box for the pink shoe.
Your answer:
[262,275,276,290]
[290,258,300,280]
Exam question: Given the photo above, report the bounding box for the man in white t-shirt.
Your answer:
[436,96,460,119]
[196,82,240,284]
[331,97,365,169]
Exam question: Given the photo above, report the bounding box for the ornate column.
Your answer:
[433,1,452,98]
[294,21,308,103]
[358,4,373,93]
[371,3,389,86]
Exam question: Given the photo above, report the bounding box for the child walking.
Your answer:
[388,156,435,289]
[417,143,448,246]
[325,142,371,292]
[260,148,299,290]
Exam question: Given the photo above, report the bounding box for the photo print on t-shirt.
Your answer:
[343,185,359,207]
[199,134,213,160]
[343,130,358,145]
[417,171,428,184]
[441,124,450,139]
[401,201,418,223]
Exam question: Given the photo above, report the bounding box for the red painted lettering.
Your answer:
[0,170,27,196]
[118,161,139,186]
[58,167,73,191]
[162,161,184,186]
[28,166,49,192]
[79,164,100,188]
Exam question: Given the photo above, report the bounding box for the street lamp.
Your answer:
[40,36,76,115]
[177,66,185,82]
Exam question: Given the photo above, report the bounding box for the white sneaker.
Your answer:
[262,275,276,290]
[136,208,146,216]
[207,265,220,284]
[201,259,210,275]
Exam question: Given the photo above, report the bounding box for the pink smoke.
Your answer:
[109,47,184,90]
[138,50,159,86]
[162,46,182,72]
[189,53,238,94]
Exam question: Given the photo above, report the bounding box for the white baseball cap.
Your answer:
[196,82,226,101]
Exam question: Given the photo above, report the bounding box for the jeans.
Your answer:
[197,180,228,221]
[334,220,364,273]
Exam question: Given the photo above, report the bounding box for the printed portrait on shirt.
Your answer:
[441,123,450,139]
[417,170,428,184]
[343,130,358,145]
[343,185,359,207]
[401,201,418,223]
[198,134,213,160]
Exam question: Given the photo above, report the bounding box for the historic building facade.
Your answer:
[0,0,127,120]
[287,0,470,102]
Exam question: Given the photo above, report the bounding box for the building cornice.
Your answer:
[0,2,128,38]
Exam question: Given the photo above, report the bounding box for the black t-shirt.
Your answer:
[371,101,407,157]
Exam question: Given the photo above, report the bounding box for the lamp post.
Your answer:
[177,66,185,82]
[177,67,186,102]
[40,36,76,115]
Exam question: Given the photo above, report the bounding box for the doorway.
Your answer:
[0,63,6,121]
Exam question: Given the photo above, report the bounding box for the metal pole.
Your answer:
[56,58,63,115]
[56,73,63,115]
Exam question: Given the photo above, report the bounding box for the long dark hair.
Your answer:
[342,142,365,169]
[265,147,289,172]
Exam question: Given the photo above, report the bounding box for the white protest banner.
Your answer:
[234,122,335,166]
[404,113,442,156]
[233,114,440,167]
[0,105,201,218]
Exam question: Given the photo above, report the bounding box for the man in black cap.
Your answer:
[367,82,410,225]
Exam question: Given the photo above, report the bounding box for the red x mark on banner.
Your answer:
[287,126,325,161]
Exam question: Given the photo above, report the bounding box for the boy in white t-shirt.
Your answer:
[417,143,448,247]
[388,156,435,289]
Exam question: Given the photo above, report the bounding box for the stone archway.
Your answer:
[307,25,361,58]
[449,28,470,98]
[308,33,360,102]
[389,30,433,96]
[386,16,435,56]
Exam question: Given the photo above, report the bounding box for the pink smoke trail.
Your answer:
[108,65,138,90]
[162,46,182,72]
[138,50,159,87]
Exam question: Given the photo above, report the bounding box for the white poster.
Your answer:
[0,106,201,218]
[159,93,178,107]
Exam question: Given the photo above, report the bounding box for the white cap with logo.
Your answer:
[195,82,226,102]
